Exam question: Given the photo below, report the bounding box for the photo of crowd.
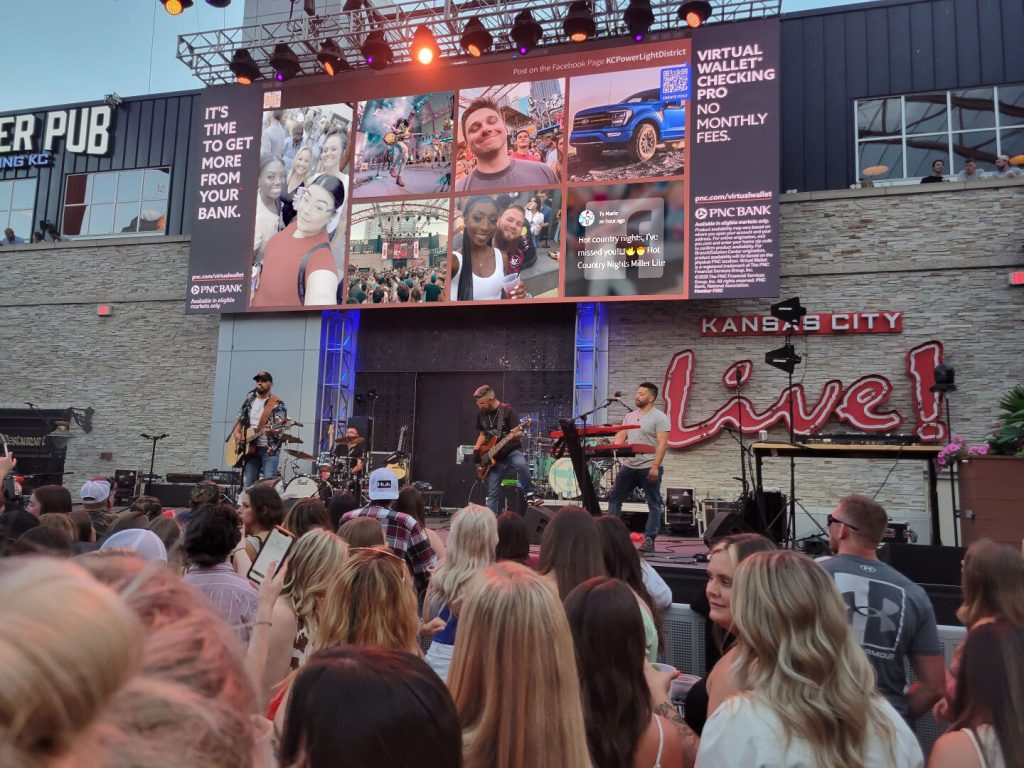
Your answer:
[563,180,685,299]
[450,189,562,302]
[352,93,455,199]
[567,66,688,184]
[345,198,449,304]
[250,103,353,309]
[453,80,566,193]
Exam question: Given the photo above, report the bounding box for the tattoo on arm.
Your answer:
[655,702,700,767]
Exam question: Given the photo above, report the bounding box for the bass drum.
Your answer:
[547,458,603,499]
[282,474,328,500]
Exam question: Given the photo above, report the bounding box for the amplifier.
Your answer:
[144,482,194,508]
[803,432,919,446]
[203,469,242,486]
[165,472,204,484]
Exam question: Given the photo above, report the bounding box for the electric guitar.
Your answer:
[476,418,533,481]
[387,425,409,479]
[225,419,284,468]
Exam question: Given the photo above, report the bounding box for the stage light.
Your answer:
[460,17,493,57]
[769,296,807,326]
[343,0,363,10]
[930,363,957,394]
[361,30,393,70]
[205,0,231,7]
[678,0,712,28]
[765,343,802,374]
[564,1,596,43]
[317,39,348,75]
[160,0,194,15]
[510,10,543,55]
[270,43,300,82]
[624,0,654,41]
[229,48,261,85]
[412,25,439,65]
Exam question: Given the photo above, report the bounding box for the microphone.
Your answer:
[613,391,622,398]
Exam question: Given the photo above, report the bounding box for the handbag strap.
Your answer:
[297,242,333,304]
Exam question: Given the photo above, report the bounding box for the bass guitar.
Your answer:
[476,418,532,481]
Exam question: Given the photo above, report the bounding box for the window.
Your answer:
[854,84,1023,181]
[62,168,170,238]
[0,178,37,241]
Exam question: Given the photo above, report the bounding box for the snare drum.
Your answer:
[282,474,327,500]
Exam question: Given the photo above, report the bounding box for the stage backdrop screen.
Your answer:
[186,18,779,314]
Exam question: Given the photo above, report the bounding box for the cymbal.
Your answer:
[281,434,304,444]
[284,448,317,461]
[336,435,365,447]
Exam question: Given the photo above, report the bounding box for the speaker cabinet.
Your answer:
[523,504,554,545]
[703,510,748,545]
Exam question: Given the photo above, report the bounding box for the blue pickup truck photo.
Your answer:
[569,88,686,164]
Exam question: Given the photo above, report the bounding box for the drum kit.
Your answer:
[523,424,618,501]
[278,433,366,502]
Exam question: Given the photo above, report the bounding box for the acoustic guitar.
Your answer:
[476,418,532,481]
[225,421,283,468]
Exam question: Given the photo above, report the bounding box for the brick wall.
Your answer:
[607,181,1024,539]
[0,236,220,485]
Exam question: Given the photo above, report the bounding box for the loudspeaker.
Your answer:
[703,510,748,545]
[523,504,554,545]
[165,472,204,484]
[144,482,194,508]
[877,543,965,586]
[740,490,787,543]
[113,469,138,504]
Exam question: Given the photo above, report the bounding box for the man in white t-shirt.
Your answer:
[608,382,671,553]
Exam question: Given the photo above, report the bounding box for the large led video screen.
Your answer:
[186,18,779,313]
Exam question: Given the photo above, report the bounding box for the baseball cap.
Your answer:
[253,371,273,382]
[80,479,112,503]
[100,529,168,563]
[369,467,400,501]
[190,481,220,504]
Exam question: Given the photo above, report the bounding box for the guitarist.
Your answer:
[472,385,537,514]
[231,371,288,489]
[388,112,415,189]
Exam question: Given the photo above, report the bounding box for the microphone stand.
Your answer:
[140,433,169,493]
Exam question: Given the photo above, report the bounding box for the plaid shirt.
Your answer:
[342,505,437,580]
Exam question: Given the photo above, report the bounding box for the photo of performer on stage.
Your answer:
[345,197,449,304]
[451,189,561,301]
[230,371,288,489]
[453,79,565,193]
[472,385,538,514]
[607,382,670,553]
[352,92,454,198]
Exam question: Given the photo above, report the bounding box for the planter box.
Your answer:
[958,456,1024,549]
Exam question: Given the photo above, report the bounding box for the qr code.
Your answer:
[660,65,691,100]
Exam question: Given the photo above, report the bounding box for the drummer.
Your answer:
[333,426,366,496]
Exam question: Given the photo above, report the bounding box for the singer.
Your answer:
[608,382,671,553]
[231,371,288,488]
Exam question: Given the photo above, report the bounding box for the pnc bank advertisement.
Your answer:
[185,18,779,314]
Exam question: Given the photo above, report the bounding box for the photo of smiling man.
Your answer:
[454,81,564,193]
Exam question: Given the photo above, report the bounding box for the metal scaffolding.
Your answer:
[177,0,780,86]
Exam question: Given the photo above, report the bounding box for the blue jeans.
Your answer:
[607,466,663,539]
[243,445,280,489]
[485,449,534,514]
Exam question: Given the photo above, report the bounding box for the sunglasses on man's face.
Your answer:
[827,513,859,531]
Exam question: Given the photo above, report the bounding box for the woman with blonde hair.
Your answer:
[262,528,347,699]
[448,561,593,768]
[697,550,923,767]
[934,538,1024,721]
[423,504,497,680]
[0,557,142,768]
[316,546,421,654]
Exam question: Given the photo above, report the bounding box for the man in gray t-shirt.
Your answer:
[818,494,944,721]
[607,382,671,552]
[455,96,559,193]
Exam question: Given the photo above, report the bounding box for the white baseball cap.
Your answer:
[369,467,400,501]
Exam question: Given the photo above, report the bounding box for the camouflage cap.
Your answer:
[190,481,220,504]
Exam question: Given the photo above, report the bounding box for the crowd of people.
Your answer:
[345,264,448,304]
[920,154,1022,182]
[1,449,1022,767]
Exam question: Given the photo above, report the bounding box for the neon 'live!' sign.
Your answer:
[662,341,947,448]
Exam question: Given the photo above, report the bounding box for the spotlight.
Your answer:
[563,1,596,43]
[460,17,493,57]
[229,48,261,85]
[930,363,957,394]
[205,0,231,6]
[270,43,300,81]
[412,25,439,65]
[678,0,712,28]
[361,30,393,70]
[317,39,348,75]
[769,297,807,326]
[160,0,194,15]
[343,0,363,10]
[765,342,802,374]
[624,0,654,41]
[510,10,543,55]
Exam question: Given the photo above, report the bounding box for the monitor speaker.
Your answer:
[144,482,194,508]
[703,510,748,545]
[523,504,554,545]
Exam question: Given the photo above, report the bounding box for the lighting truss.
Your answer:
[176,0,780,85]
